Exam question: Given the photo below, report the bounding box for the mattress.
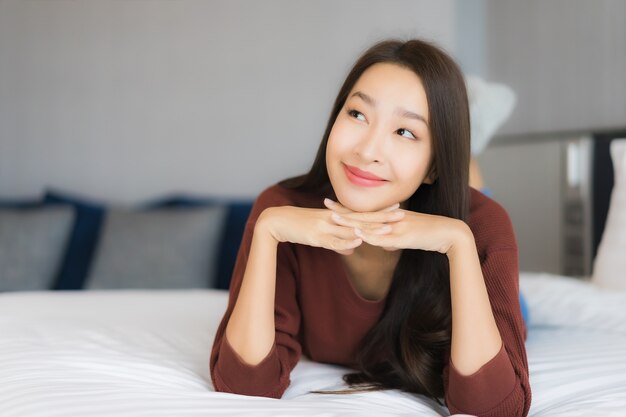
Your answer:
[0,271,625,417]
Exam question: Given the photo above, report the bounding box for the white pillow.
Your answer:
[465,75,517,156]
[591,138,626,291]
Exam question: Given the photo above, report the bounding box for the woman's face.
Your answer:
[326,62,434,213]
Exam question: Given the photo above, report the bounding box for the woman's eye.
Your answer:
[347,108,417,140]
[347,109,366,121]
[397,128,417,140]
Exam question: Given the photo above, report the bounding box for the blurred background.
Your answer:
[1,0,624,288]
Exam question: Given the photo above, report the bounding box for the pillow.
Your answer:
[85,205,227,289]
[216,201,254,290]
[0,206,75,291]
[465,75,517,156]
[591,139,626,291]
[43,189,106,290]
[141,195,254,290]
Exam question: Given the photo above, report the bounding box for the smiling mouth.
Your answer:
[343,164,388,187]
[344,164,386,181]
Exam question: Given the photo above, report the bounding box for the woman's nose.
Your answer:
[353,127,387,162]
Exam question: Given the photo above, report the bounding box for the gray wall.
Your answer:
[0,0,461,204]
[485,0,626,136]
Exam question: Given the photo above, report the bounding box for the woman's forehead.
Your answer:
[349,63,429,124]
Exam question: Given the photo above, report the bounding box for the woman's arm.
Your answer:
[224,211,279,366]
[446,229,503,375]
[210,187,367,398]
[442,219,531,417]
[209,190,303,399]
[225,199,375,365]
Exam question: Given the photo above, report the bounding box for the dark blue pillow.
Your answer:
[216,201,254,290]
[140,195,217,209]
[43,189,106,290]
[142,195,254,290]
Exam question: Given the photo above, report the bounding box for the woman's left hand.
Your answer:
[323,198,469,255]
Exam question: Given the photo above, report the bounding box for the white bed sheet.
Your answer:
[0,271,625,417]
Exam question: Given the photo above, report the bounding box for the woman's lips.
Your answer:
[343,164,387,187]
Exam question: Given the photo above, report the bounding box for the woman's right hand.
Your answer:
[256,202,401,255]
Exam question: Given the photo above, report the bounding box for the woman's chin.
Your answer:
[335,194,387,213]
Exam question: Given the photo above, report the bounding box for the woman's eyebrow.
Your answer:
[349,91,428,127]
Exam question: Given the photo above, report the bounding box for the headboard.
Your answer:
[483,127,626,277]
[592,130,626,261]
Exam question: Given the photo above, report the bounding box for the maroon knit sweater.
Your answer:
[210,183,531,417]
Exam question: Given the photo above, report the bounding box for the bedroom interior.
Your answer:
[1,1,625,416]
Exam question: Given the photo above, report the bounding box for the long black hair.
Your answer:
[278,38,470,404]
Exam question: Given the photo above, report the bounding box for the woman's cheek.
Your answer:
[332,123,359,152]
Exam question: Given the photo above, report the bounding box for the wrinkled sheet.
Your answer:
[0,271,624,417]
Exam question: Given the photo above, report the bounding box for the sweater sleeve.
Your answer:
[209,187,302,398]
[442,247,532,417]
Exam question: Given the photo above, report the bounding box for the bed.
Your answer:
[1,271,626,417]
[2,134,626,417]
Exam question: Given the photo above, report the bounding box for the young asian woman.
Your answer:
[210,38,531,417]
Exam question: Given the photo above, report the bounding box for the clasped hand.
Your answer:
[323,198,465,256]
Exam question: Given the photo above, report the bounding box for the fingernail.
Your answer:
[324,198,334,205]
[331,212,342,221]
[354,228,363,236]
[392,211,405,218]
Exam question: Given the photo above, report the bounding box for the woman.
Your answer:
[210,38,531,417]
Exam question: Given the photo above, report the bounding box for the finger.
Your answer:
[330,212,404,230]
[347,210,405,223]
[326,223,361,240]
[324,198,399,214]
[326,225,359,240]
[371,225,393,235]
[335,247,356,255]
[323,223,363,251]
[323,198,352,214]
[331,214,393,234]
[381,203,400,212]
[331,212,386,232]
[325,236,362,252]
[354,228,397,249]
